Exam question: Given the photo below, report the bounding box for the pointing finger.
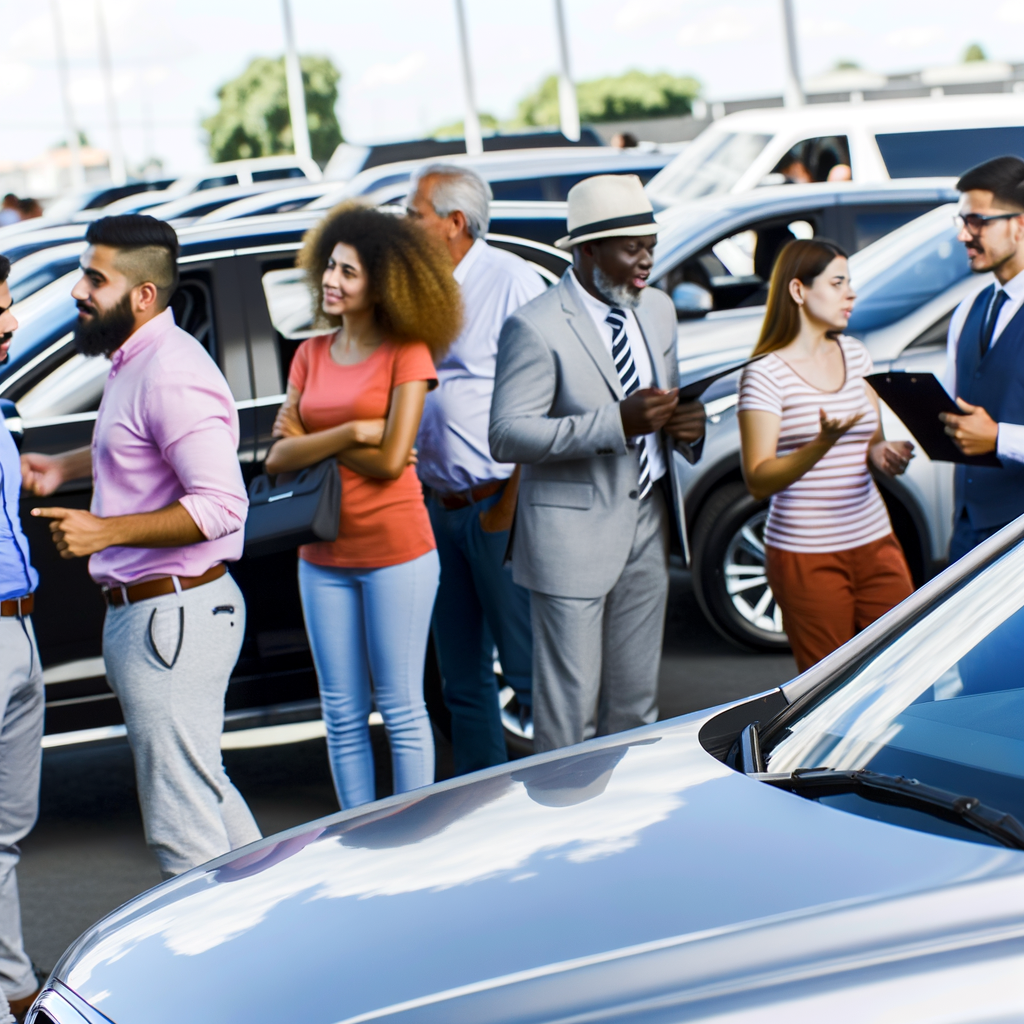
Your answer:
[31,507,70,520]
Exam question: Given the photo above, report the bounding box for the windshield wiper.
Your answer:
[759,768,1024,852]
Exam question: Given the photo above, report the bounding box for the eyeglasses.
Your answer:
[954,212,1022,235]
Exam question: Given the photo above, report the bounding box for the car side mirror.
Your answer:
[0,399,23,450]
[672,283,713,320]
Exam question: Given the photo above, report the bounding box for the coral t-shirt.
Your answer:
[288,333,438,568]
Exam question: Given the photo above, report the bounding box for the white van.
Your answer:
[646,94,1024,208]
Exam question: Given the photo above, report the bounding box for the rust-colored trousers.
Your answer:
[766,533,913,674]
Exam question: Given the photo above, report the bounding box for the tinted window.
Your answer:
[491,168,663,203]
[876,127,1024,178]
[252,167,306,182]
[196,174,238,191]
[854,206,933,250]
[772,136,851,183]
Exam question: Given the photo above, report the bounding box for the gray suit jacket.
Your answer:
[489,271,701,599]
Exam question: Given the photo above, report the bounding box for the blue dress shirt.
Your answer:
[0,420,38,601]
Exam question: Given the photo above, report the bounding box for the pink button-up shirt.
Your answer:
[89,307,248,585]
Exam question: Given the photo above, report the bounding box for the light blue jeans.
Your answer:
[299,551,438,809]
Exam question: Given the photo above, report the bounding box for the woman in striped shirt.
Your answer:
[738,238,915,672]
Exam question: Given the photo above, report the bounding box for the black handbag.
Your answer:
[244,457,341,557]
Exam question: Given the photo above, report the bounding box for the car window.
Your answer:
[252,167,305,182]
[847,204,970,333]
[876,127,1024,179]
[491,169,663,203]
[762,539,1024,846]
[645,131,772,205]
[853,205,934,251]
[196,174,239,191]
[770,136,851,184]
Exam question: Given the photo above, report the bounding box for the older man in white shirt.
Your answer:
[406,164,545,773]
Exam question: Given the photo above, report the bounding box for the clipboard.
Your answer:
[678,356,764,402]
[866,371,1002,468]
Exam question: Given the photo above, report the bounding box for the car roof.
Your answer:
[706,92,1024,134]
[144,181,305,222]
[652,177,959,273]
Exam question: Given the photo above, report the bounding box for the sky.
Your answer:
[2,0,1024,176]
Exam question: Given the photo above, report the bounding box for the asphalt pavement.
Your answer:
[18,568,797,979]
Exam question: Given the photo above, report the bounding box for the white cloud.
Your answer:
[358,52,427,91]
[800,17,852,39]
[677,6,759,46]
[882,26,946,49]
[996,0,1024,21]
[614,0,689,32]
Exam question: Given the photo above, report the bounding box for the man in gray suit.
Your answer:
[490,175,706,753]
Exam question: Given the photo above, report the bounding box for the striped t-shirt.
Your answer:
[738,336,892,553]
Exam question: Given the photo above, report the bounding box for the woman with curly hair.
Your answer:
[266,202,461,808]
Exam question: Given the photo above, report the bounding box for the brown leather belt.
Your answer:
[102,563,227,607]
[0,594,34,617]
[436,479,505,511]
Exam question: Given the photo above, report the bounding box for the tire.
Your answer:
[691,482,790,652]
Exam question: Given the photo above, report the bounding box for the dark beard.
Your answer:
[73,293,136,357]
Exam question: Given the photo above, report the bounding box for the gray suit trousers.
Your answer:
[530,486,670,753]
[0,617,43,1003]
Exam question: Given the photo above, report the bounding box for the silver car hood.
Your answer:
[51,708,1024,1024]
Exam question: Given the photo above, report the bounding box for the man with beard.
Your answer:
[938,156,1024,561]
[21,216,260,878]
[0,255,44,1022]
[489,175,706,752]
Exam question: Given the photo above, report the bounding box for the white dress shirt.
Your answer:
[942,266,1024,463]
[567,270,667,483]
[417,238,546,493]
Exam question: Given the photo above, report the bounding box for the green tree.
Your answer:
[963,43,987,62]
[516,69,700,127]
[203,55,342,165]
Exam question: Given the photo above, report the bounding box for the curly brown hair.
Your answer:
[297,201,462,358]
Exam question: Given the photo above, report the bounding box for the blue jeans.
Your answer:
[949,512,1005,564]
[298,552,438,809]
[428,491,532,775]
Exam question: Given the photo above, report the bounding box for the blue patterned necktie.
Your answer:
[981,287,1009,357]
[605,307,651,499]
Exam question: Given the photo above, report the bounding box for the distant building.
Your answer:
[0,145,111,200]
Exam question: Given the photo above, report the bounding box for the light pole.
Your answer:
[552,0,580,142]
[281,0,313,163]
[95,0,126,186]
[49,0,85,192]
[453,0,483,156]
[779,0,805,108]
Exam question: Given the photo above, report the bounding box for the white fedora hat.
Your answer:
[555,173,660,250]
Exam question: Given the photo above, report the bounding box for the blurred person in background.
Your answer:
[266,203,461,808]
[21,215,260,879]
[405,164,543,774]
[490,175,706,753]
[939,156,1024,561]
[15,200,40,222]
[0,196,19,227]
[738,239,914,673]
[0,255,43,1021]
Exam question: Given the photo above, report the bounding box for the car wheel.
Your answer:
[691,482,790,652]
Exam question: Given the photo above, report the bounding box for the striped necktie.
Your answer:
[605,306,652,499]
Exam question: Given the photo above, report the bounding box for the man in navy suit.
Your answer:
[940,156,1024,561]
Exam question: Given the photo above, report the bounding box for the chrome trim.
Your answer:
[235,393,286,410]
[0,335,74,398]
[22,411,97,429]
[234,242,303,256]
[177,249,237,264]
[28,983,110,1024]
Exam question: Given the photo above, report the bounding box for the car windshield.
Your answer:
[846,203,970,333]
[645,131,771,206]
[761,534,1024,846]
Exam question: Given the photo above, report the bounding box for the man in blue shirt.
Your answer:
[0,254,43,1021]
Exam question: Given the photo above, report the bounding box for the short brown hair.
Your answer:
[957,155,1024,211]
[753,238,848,357]
[298,202,462,358]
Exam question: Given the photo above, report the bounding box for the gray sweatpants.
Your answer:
[103,572,261,878]
[530,487,670,753]
[0,617,43,1003]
